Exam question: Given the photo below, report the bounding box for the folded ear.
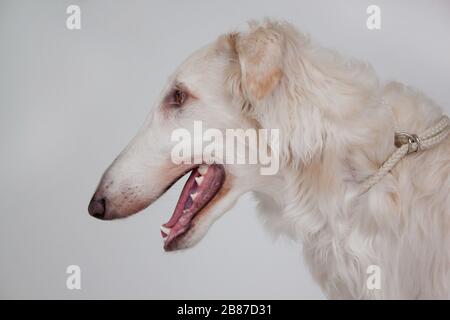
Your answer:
[234,25,284,102]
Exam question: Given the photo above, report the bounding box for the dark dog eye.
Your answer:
[173,89,186,106]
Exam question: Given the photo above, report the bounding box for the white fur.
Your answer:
[94,20,450,299]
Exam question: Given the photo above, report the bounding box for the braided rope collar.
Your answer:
[360,115,450,195]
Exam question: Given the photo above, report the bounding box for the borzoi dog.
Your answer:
[88,20,450,299]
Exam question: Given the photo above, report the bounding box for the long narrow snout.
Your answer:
[88,128,166,220]
[88,156,197,221]
[87,124,199,220]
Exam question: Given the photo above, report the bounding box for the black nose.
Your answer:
[88,197,106,219]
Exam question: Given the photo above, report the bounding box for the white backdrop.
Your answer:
[0,0,449,299]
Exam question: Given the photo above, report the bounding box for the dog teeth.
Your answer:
[198,165,209,175]
[195,176,204,185]
[190,192,199,201]
[160,226,171,235]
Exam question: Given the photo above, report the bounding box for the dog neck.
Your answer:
[247,27,448,299]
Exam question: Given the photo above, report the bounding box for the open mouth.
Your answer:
[161,164,225,250]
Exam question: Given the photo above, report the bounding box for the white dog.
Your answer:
[88,20,450,299]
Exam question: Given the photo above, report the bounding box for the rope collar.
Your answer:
[360,115,450,195]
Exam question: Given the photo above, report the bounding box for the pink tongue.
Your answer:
[163,169,200,228]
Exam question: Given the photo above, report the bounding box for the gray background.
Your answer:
[0,0,449,299]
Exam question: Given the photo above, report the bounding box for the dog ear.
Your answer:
[233,25,284,102]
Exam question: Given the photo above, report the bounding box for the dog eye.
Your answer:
[173,89,186,106]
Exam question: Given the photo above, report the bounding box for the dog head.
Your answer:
[88,21,324,251]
